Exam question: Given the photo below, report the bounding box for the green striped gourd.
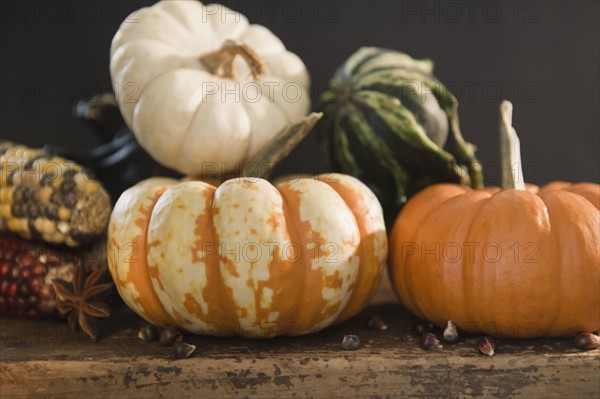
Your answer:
[316,47,483,224]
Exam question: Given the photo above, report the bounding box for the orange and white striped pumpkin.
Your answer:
[108,174,387,337]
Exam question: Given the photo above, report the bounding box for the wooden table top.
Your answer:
[1,277,599,398]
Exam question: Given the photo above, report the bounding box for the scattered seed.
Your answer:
[420,332,442,350]
[137,323,158,342]
[160,327,183,346]
[574,332,600,351]
[478,337,496,357]
[365,315,388,331]
[342,334,360,350]
[442,320,459,343]
[412,321,435,336]
[174,341,196,359]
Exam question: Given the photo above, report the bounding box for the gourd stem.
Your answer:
[242,112,323,179]
[199,40,267,80]
[499,100,526,190]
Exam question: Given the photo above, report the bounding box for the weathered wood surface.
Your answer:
[1,278,599,398]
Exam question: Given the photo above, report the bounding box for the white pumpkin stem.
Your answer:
[199,40,267,80]
[242,112,323,179]
[499,100,526,190]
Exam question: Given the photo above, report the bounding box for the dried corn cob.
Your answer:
[0,233,76,318]
[0,140,111,247]
[0,233,109,320]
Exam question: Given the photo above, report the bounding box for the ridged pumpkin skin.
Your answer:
[316,47,482,226]
[108,174,387,337]
[389,182,600,338]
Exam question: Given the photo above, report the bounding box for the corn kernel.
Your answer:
[33,217,44,233]
[58,207,71,221]
[57,221,69,234]
[1,204,11,219]
[37,218,56,235]
[8,218,22,233]
[39,186,52,204]
[0,188,12,203]
[83,181,101,194]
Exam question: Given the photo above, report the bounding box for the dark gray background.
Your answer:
[1,0,598,186]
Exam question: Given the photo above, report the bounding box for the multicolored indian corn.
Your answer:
[0,141,111,247]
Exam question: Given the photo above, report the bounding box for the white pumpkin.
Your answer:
[110,0,311,175]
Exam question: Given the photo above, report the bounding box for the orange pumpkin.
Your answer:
[389,101,600,338]
[108,174,387,337]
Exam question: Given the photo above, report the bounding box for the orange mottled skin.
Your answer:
[108,175,387,337]
[108,185,175,327]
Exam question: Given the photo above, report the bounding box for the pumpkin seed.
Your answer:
[442,320,459,343]
[477,337,496,357]
[174,341,196,359]
[160,327,182,346]
[574,332,599,351]
[342,334,360,350]
[365,315,388,331]
[420,332,443,350]
[137,323,158,342]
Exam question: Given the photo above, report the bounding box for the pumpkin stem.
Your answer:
[242,112,323,179]
[499,100,526,190]
[199,40,267,80]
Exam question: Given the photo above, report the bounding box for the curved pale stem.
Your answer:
[199,40,267,80]
[499,100,526,190]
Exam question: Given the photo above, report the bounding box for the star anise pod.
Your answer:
[52,263,113,342]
